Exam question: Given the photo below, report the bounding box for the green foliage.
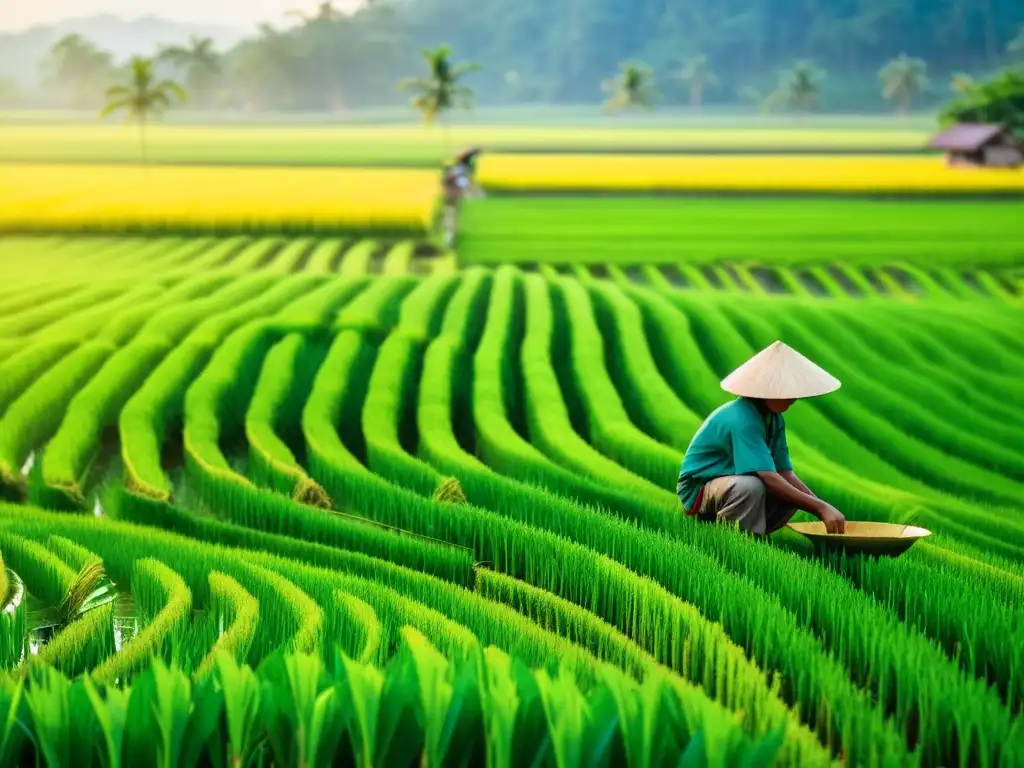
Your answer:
[940,67,1024,135]
[91,559,192,686]
[602,61,656,111]
[6,643,784,768]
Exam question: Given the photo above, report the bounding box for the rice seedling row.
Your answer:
[0,236,1021,767]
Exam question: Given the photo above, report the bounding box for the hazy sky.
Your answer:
[0,1,365,32]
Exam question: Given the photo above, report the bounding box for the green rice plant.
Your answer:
[359,276,461,501]
[240,561,322,659]
[585,277,701,449]
[836,548,1024,711]
[0,341,116,498]
[0,340,78,415]
[382,241,416,276]
[119,658,196,768]
[39,275,248,501]
[334,577,479,663]
[0,281,89,320]
[42,338,174,506]
[387,330,918,767]
[0,549,7,606]
[475,569,654,682]
[123,479,477,586]
[334,591,384,666]
[398,274,461,341]
[0,283,128,339]
[832,307,1022,427]
[773,267,815,297]
[0,596,27,672]
[194,571,259,680]
[306,379,842,765]
[246,333,331,506]
[781,302,1024,473]
[303,238,346,274]
[29,603,115,679]
[256,650,349,768]
[334,275,418,337]
[397,625,480,767]
[269,276,369,329]
[91,558,192,685]
[338,239,378,276]
[468,268,659,525]
[519,273,674,505]
[45,538,100,572]
[222,237,283,271]
[303,329,378,478]
[363,331,444,497]
[263,237,315,274]
[0,532,75,609]
[120,275,320,499]
[805,265,850,298]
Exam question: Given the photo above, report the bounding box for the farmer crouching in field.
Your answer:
[677,341,847,536]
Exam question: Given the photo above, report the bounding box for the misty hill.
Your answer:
[0,14,246,86]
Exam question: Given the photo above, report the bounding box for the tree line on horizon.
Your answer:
[1,0,1022,113]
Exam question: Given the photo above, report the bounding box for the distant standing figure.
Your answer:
[677,341,847,536]
[441,146,483,247]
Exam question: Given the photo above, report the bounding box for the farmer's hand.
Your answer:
[817,503,847,534]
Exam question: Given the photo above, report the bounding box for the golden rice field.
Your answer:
[0,124,932,164]
[477,154,1024,193]
[0,164,439,233]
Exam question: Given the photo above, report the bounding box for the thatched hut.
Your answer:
[928,123,1023,168]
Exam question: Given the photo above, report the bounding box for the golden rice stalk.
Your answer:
[294,478,333,510]
[59,560,106,624]
[432,477,467,505]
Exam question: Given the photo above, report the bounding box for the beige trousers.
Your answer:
[696,475,796,535]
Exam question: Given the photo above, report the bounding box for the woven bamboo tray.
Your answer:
[787,521,931,557]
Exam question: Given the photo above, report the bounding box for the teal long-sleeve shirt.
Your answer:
[676,397,793,511]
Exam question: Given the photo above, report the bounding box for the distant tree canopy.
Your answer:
[15,0,1024,111]
[941,69,1024,136]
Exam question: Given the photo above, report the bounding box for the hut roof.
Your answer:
[928,123,1009,151]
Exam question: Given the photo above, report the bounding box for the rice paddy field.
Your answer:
[0,119,1022,767]
[0,165,439,234]
[0,122,934,165]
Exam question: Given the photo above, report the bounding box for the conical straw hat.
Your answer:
[720,341,840,399]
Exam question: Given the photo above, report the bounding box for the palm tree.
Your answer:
[399,46,479,138]
[43,34,114,107]
[679,54,717,109]
[602,61,656,112]
[777,60,826,113]
[879,54,928,114]
[100,57,186,164]
[158,36,221,107]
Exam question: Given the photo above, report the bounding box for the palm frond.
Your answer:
[99,97,131,118]
[158,80,188,103]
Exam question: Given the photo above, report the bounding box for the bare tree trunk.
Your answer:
[139,117,148,166]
